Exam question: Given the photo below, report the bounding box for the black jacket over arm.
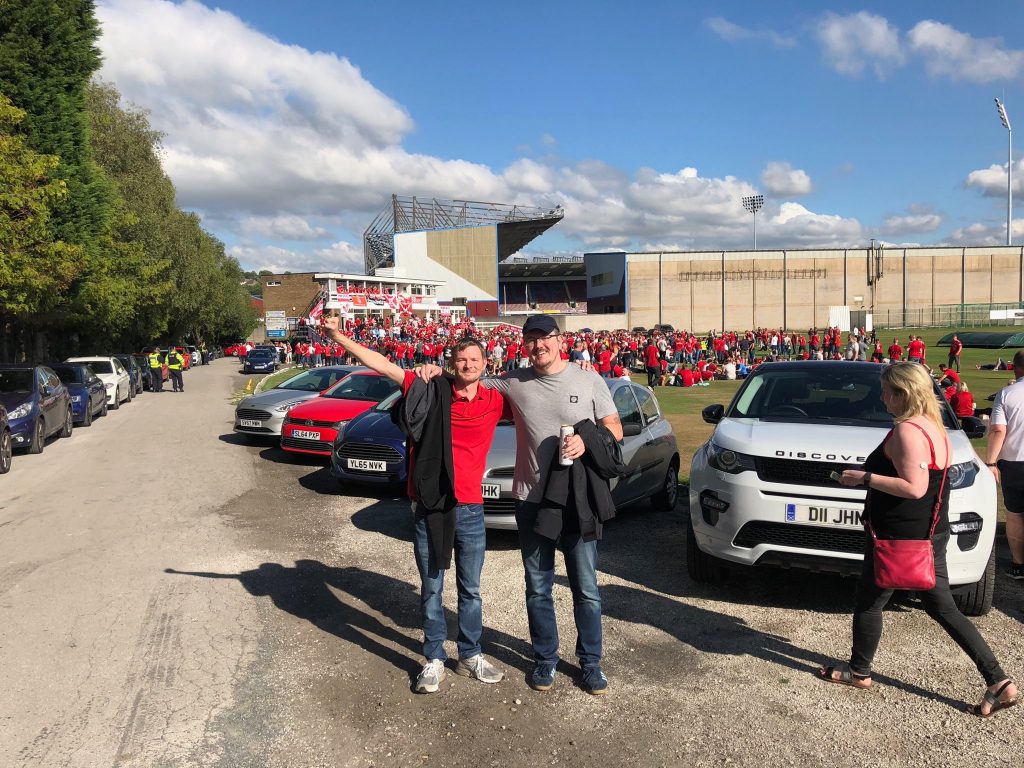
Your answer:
[534,418,629,542]
[401,376,458,568]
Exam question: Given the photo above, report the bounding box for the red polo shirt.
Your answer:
[402,371,508,503]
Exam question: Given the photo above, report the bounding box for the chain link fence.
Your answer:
[876,302,1024,329]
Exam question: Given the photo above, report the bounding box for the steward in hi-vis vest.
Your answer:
[148,351,163,392]
[167,350,184,392]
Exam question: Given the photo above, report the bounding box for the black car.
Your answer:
[112,354,144,397]
[131,353,154,391]
[0,402,11,474]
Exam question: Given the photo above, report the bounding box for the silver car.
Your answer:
[482,377,680,530]
[234,365,366,438]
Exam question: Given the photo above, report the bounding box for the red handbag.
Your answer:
[866,467,947,591]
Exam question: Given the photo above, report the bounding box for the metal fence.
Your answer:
[876,302,1024,329]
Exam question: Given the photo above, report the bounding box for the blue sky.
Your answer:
[94,1,1023,272]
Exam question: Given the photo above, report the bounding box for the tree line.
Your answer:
[0,0,258,362]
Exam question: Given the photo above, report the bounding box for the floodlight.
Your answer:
[995,98,1013,245]
[741,194,765,248]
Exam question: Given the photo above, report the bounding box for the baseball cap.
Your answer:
[522,315,559,336]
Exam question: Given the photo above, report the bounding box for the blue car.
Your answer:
[0,364,74,454]
[0,403,11,474]
[330,390,407,488]
[49,362,108,426]
[242,347,278,374]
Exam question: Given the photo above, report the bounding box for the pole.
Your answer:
[1009,125,1014,246]
[753,211,757,250]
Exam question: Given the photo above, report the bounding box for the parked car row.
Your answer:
[234,369,681,531]
[0,348,210,475]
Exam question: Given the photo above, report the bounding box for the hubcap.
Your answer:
[1,434,10,470]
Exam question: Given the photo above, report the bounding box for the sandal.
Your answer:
[817,666,873,690]
[967,679,1018,718]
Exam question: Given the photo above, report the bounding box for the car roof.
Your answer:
[748,360,886,372]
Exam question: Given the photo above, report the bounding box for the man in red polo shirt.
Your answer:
[321,315,508,695]
[644,337,661,387]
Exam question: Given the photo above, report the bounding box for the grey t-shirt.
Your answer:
[485,363,617,502]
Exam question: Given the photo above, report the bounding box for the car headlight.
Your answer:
[947,460,979,489]
[274,399,307,412]
[8,402,31,419]
[705,441,757,474]
[71,395,82,403]
[332,419,349,432]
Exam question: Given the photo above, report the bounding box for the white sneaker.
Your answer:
[415,659,446,693]
[455,654,504,684]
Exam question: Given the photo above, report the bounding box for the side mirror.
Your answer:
[959,416,988,440]
[41,385,51,396]
[702,404,725,424]
[622,423,642,437]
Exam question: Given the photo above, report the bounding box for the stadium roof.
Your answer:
[499,258,586,279]
[363,194,564,273]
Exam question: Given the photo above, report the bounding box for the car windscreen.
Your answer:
[0,369,33,392]
[324,374,399,402]
[279,369,349,392]
[726,366,958,428]
[83,360,114,374]
[373,389,402,411]
[246,349,275,359]
[51,366,87,384]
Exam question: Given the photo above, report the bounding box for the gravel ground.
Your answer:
[213,424,1024,768]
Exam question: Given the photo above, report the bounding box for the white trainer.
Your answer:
[455,654,504,684]
[415,659,447,694]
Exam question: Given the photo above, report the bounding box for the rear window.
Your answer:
[280,369,348,392]
[82,360,114,374]
[51,366,86,385]
[0,369,33,392]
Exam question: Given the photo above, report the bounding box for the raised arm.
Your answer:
[321,315,405,385]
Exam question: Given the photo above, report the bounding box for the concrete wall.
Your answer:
[624,246,1024,330]
[394,227,499,302]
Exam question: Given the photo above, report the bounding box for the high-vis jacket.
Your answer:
[167,352,183,371]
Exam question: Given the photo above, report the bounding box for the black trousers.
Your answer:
[169,369,183,391]
[150,368,163,392]
[646,366,659,387]
[850,533,1005,685]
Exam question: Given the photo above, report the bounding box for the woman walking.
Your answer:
[818,362,1016,717]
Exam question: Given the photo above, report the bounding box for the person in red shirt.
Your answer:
[597,345,613,378]
[321,316,509,695]
[950,381,975,418]
[907,335,926,364]
[887,338,903,362]
[948,334,963,372]
[680,366,695,387]
[643,338,661,387]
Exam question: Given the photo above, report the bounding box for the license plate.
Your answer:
[347,458,386,471]
[240,418,262,428]
[293,429,320,440]
[482,483,501,499]
[785,503,863,529]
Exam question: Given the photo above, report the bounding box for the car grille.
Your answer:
[733,521,865,555]
[286,416,336,428]
[484,498,517,516]
[335,442,403,462]
[237,408,271,420]
[486,467,515,478]
[281,436,332,453]
[755,457,860,487]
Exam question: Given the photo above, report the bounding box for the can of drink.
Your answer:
[559,425,574,466]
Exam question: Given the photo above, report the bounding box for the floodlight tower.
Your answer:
[995,98,1012,246]
[741,194,764,249]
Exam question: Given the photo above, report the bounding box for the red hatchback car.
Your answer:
[280,371,401,457]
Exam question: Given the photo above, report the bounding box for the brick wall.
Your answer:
[262,273,321,319]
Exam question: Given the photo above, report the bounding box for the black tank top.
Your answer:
[862,421,950,539]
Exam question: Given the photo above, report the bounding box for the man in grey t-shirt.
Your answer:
[483,315,622,695]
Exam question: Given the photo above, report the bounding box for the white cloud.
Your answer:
[229,240,363,274]
[539,133,558,147]
[877,212,943,236]
[704,16,796,49]
[965,159,1024,198]
[240,214,332,241]
[908,21,1024,83]
[946,219,1023,246]
[815,12,905,78]
[761,162,812,197]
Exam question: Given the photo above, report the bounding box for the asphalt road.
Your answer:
[1,359,1022,768]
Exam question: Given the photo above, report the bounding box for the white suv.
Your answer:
[687,361,996,615]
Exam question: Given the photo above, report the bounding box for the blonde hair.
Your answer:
[881,362,944,427]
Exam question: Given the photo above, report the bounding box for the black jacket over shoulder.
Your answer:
[401,375,458,567]
[535,418,629,542]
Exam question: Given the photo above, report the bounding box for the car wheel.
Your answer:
[27,419,45,454]
[953,547,995,616]
[686,519,725,583]
[127,383,134,402]
[82,401,93,427]
[100,397,108,417]
[651,458,680,511]
[110,391,120,410]
[0,429,12,473]
[60,407,73,438]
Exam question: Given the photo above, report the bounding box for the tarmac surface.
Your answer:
[1,358,1022,767]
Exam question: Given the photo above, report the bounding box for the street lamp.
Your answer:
[742,194,764,249]
[995,98,1012,246]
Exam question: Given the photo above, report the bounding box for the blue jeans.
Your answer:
[515,502,602,668]
[413,503,486,662]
